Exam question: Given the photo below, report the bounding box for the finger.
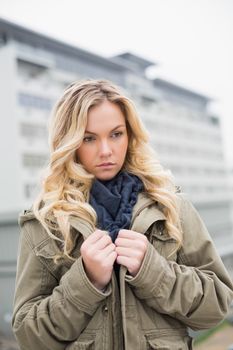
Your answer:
[85,230,106,244]
[116,246,132,257]
[116,255,135,270]
[81,230,107,254]
[82,243,117,266]
[95,249,117,267]
[94,234,113,250]
[115,237,143,248]
[89,243,116,262]
[115,237,132,247]
[101,243,116,257]
[106,250,118,265]
[115,237,148,252]
[115,246,141,258]
[118,229,144,240]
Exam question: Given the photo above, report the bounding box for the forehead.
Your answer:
[86,100,126,132]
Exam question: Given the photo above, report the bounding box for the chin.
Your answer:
[96,174,115,181]
[95,170,118,181]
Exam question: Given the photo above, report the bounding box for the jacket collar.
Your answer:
[19,193,166,240]
[69,216,94,240]
[130,192,166,233]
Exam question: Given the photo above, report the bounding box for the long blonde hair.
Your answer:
[33,79,182,261]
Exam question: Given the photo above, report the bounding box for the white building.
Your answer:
[0,18,232,339]
[151,78,233,268]
[112,53,233,272]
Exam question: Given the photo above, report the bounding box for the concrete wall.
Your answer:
[0,216,19,338]
[0,44,22,214]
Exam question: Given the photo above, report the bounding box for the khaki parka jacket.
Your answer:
[12,193,233,350]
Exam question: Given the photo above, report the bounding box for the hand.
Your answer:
[115,229,148,277]
[80,230,117,290]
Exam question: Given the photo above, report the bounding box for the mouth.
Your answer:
[96,162,115,167]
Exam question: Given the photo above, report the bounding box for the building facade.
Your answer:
[0,18,232,339]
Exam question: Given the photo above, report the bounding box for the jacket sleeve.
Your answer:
[125,195,233,330]
[12,221,111,350]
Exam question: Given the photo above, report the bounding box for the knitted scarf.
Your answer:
[90,171,143,242]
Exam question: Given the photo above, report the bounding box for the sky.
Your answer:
[0,0,233,166]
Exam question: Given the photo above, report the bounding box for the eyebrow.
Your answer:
[85,124,126,135]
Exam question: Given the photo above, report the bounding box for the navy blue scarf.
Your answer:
[90,171,143,242]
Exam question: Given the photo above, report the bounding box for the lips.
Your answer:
[97,162,115,167]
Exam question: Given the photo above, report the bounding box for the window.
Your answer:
[24,183,37,199]
[18,93,52,111]
[17,59,48,78]
[22,153,48,168]
[209,115,220,126]
[20,123,47,139]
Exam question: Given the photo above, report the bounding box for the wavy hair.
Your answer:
[33,79,182,261]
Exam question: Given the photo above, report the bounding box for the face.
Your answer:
[76,100,128,181]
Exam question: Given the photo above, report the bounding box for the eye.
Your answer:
[83,135,95,143]
[111,131,123,138]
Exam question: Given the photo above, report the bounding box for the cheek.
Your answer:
[117,138,128,161]
[76,146,95,167]
[122,137,129,155]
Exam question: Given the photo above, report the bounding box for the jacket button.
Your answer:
[103,305,108,312]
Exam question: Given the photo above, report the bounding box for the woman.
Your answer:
[12,79,233,350]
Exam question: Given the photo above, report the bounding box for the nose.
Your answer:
[99,139,112,157]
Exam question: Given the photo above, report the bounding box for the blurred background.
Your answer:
[0,0,233,349]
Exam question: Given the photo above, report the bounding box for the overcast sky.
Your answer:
[1,0,233,166]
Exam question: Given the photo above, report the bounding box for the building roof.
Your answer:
[111,52,156,75]
[0,17,128,72]
[113,52,156,69]
[153,78,211,102]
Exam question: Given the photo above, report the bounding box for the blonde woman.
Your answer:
[12,79,233,350]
